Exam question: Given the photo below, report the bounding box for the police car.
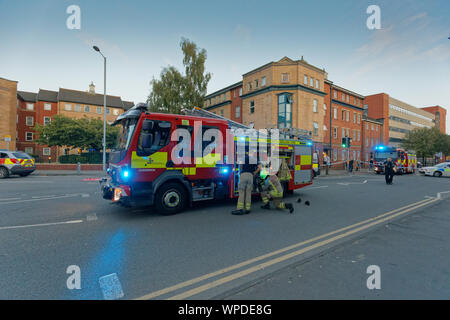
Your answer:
[0,150,36,179]
[422,162,450,177]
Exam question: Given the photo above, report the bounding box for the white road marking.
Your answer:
[0,181,51,184]
[0,194,78,205]
[0,220,83,231]
[86,213,98,221]
[337,180,368,186]
[0,198,21,201]
[32,195,56,199]
[304,186,328,190]
[99,273,124,300]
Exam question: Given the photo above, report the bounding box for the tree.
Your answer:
[35,115,119,151]
[402,127,449,160]
[147,38,212,114]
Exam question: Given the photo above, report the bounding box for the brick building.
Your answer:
[364,93,443,147]
[204,81,243,122]
[15,82,134,161]
[0,77,18,151]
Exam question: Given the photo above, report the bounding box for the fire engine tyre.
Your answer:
[0,167,9,179]
[155,183,187,215]
[433,171,442,178]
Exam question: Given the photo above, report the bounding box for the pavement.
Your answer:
[0,172,449,299]
[31,170,105,176]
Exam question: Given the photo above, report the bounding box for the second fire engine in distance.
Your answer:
[100,104,314,215]
[373,145,417,175]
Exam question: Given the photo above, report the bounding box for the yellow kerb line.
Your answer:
[135,197,435,300]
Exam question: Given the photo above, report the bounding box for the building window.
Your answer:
[333,149,337,161]
[371,138,374,146]
[44,103,51,111]
[84,105,90,112]
[346,111,350,122]
[26,103,34,111]
[261,77,266,87]
[342,110,346,121]
[371,124,374,131]
[44,117,51,125]
[346,95,349,103]
[113,109,119,115]
[310,77,314,87]
[313,122,319,136]
[334,108,338,119]
[26,132,33,141]
[255,79,259,88]
[353,112,356,123]
[277,93,292,129]
[353,130,356,141]
[250,101,255,114]
[235,106,241,118]
[64,103,72,111]
[376,125,378,131]
[315,79,319,89]
[357,114,361,124]
[323,103,327,111]
[106,108,110,114]
[25,147,33,154]
[323,124,327,131]
[342,128,345,138]
[346,128,350,137]
[313,99,318,113]
[333,91,337,99]
[248,82,252,91]
[96,107,102,114]
[43,148,51,156]
[239,88,242,96]
[223,93,226,100]
[75,104,82,112]
[281,73,290,83]
[26,116,34,126]
[333,127,338,139]
[304,75,308,85]
[366,138,369,147]
[220,110,224,117]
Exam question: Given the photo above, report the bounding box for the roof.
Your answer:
[122,101,135,110]
[37,89,58,102]
[58,88,130,109]
[17,91,37,102]
[243,56,326,77]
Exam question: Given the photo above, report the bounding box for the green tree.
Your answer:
[401,127,448,160]
[35,115,119,151]
[147,38,212,114]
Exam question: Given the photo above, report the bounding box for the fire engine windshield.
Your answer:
[375,151,397,162]
[116,119,137,151]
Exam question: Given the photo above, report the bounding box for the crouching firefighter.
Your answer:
[260,167,294,213]
[232,156,260,215]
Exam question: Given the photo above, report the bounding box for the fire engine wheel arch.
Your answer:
[0,166,9,179]
[151,171,192,214]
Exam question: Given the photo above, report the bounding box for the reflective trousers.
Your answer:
[237,172,253,211]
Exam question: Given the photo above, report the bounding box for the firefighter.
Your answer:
[385,157,395,185]
[278,158,292,194]
[232,155,259,215]
[260,168,294,213]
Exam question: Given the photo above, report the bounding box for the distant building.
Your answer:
[0,77,18,151]
[15,82,134,161]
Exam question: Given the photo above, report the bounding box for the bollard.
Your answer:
[77,162,81,174]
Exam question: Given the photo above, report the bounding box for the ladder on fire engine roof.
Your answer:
[182,107,313,142]
[182,107,250,130]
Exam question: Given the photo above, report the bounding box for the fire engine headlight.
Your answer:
[113,188,122,202]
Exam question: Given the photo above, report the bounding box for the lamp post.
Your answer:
[93,46,107,171]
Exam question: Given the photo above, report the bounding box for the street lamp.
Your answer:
[93,45,107,171]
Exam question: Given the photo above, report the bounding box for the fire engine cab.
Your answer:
[101,103,314,215]
[373,145,417,174]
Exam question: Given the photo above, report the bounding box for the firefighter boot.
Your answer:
[231,209,245,215]
[285,203,294,214]
[261,203,271,210]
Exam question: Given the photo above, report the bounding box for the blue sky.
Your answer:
[1,0,449,132]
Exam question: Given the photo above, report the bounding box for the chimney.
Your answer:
[89,82,95,94]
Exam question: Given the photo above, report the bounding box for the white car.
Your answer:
[422,162,450,177]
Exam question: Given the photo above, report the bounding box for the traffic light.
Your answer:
[347,137,351,148]
[341,137,347,148]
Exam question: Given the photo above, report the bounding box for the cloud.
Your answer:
[406,12,427,23]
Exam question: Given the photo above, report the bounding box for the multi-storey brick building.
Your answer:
[0,77,18,151]
[421,106,447,134]
[361,116,384,162]
[364,93,444,147]
[204,81,242,122]
[15,82,134,161]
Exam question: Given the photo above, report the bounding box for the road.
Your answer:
[0,172,449,299]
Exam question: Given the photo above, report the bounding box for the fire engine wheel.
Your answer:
[155,183,186,215]
[0,167,9,179]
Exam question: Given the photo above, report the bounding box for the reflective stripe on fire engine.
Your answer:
[131,151,168,169]
[294,155,312,171]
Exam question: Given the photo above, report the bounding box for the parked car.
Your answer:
[0,150,36,179]
[422,162,450,177]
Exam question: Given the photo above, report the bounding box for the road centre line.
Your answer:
[166,197,439,300]
[0,198,21,201]
[136,197,434,300]
[0,220,83,231]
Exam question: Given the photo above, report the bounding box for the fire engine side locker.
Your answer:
[294,144,312,184]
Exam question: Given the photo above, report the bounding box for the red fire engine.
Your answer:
[373,145,417,174]
[101,104,314,214]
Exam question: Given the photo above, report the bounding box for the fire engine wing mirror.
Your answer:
[141,133,153,149]
[142,119,154,131]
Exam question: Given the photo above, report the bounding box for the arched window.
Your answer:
[277,93,292,129]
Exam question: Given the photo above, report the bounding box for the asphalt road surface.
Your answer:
[0,172,449,299]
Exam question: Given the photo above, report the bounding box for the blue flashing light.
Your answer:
[121,169,130,179]
[307,141,313,146]
[376,145,385,150]
[220,167,229,174]
[239,137,246,142]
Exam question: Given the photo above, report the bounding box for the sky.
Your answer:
[1,0,449,132]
